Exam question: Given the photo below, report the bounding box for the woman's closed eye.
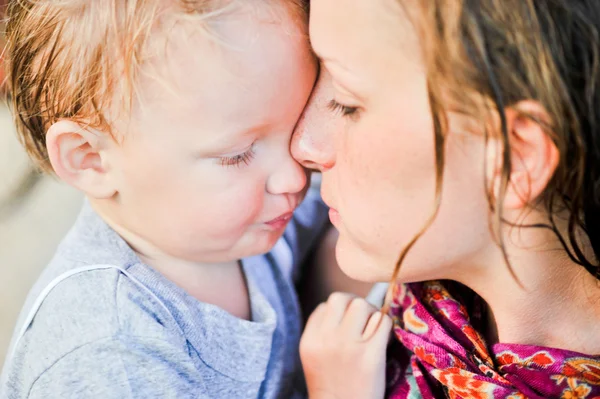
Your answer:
[328,99,360,120]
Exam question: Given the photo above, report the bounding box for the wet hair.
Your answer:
[389,0,600,292]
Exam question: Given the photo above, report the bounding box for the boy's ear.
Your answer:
[46,120,118,199]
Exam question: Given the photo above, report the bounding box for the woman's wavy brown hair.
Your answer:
[4,0,308,173]
[387,0,600,296]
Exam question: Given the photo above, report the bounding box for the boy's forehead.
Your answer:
[129,5,315,143]
[154,12,307,94]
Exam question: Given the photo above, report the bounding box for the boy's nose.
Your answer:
[291,69,339,172]
[266,155,308,196]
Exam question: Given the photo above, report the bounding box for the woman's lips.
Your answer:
[329,208,341,226]
[265,212,293,230]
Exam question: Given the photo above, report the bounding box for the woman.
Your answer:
[295,0,600,398]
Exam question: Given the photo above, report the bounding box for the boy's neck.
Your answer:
[138,249,252,322]
[91,200,252,321]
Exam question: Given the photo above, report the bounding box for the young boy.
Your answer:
[0,1,328,397]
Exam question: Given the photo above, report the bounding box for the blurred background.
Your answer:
[0,7,83,365]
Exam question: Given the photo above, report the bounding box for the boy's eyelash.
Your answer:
[328,99,359,117]
[220,148,255,168]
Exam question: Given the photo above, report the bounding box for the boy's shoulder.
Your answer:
[1,203,191,398]
[15,200,185,346]
[17,256,186,355]
[1,196,317,398]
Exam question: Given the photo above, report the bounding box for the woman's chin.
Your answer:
[335,238,391,283]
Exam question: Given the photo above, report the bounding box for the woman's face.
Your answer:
[292,0,494,283]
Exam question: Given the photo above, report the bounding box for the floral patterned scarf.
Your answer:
[386,281,600,399]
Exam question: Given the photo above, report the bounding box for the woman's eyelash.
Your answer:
[328,99,359,117]
[220,148,255,168]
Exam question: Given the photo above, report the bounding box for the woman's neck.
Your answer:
[457,227,600,355]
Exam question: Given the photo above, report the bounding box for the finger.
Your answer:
[340,297,378,339]
[322,292,356,330]
[300,303,327,357]
[362,311,393,342]
[362,310,382,340]
[304,302,327,335]
[369,314,394,350]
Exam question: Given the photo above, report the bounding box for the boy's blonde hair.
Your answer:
[5,0,308,172]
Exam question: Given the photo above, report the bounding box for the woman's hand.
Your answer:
[300,292,392,399]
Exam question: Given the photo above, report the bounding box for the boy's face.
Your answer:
[105,7,316,263]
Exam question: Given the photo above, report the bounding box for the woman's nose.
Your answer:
[291,69,341,172]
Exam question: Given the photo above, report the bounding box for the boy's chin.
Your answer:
[240,229,287,259]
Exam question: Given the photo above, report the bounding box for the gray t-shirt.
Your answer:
[0,190,328,399]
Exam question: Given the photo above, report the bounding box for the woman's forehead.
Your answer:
[310,0,417,69]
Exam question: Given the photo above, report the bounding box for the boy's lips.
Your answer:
[264,212,293,230]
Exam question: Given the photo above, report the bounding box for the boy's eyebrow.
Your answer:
[195,140,253,158]
[195,122,273,157]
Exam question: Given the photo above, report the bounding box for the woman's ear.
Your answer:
[46,120,118,199]
[487,100,559,210]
